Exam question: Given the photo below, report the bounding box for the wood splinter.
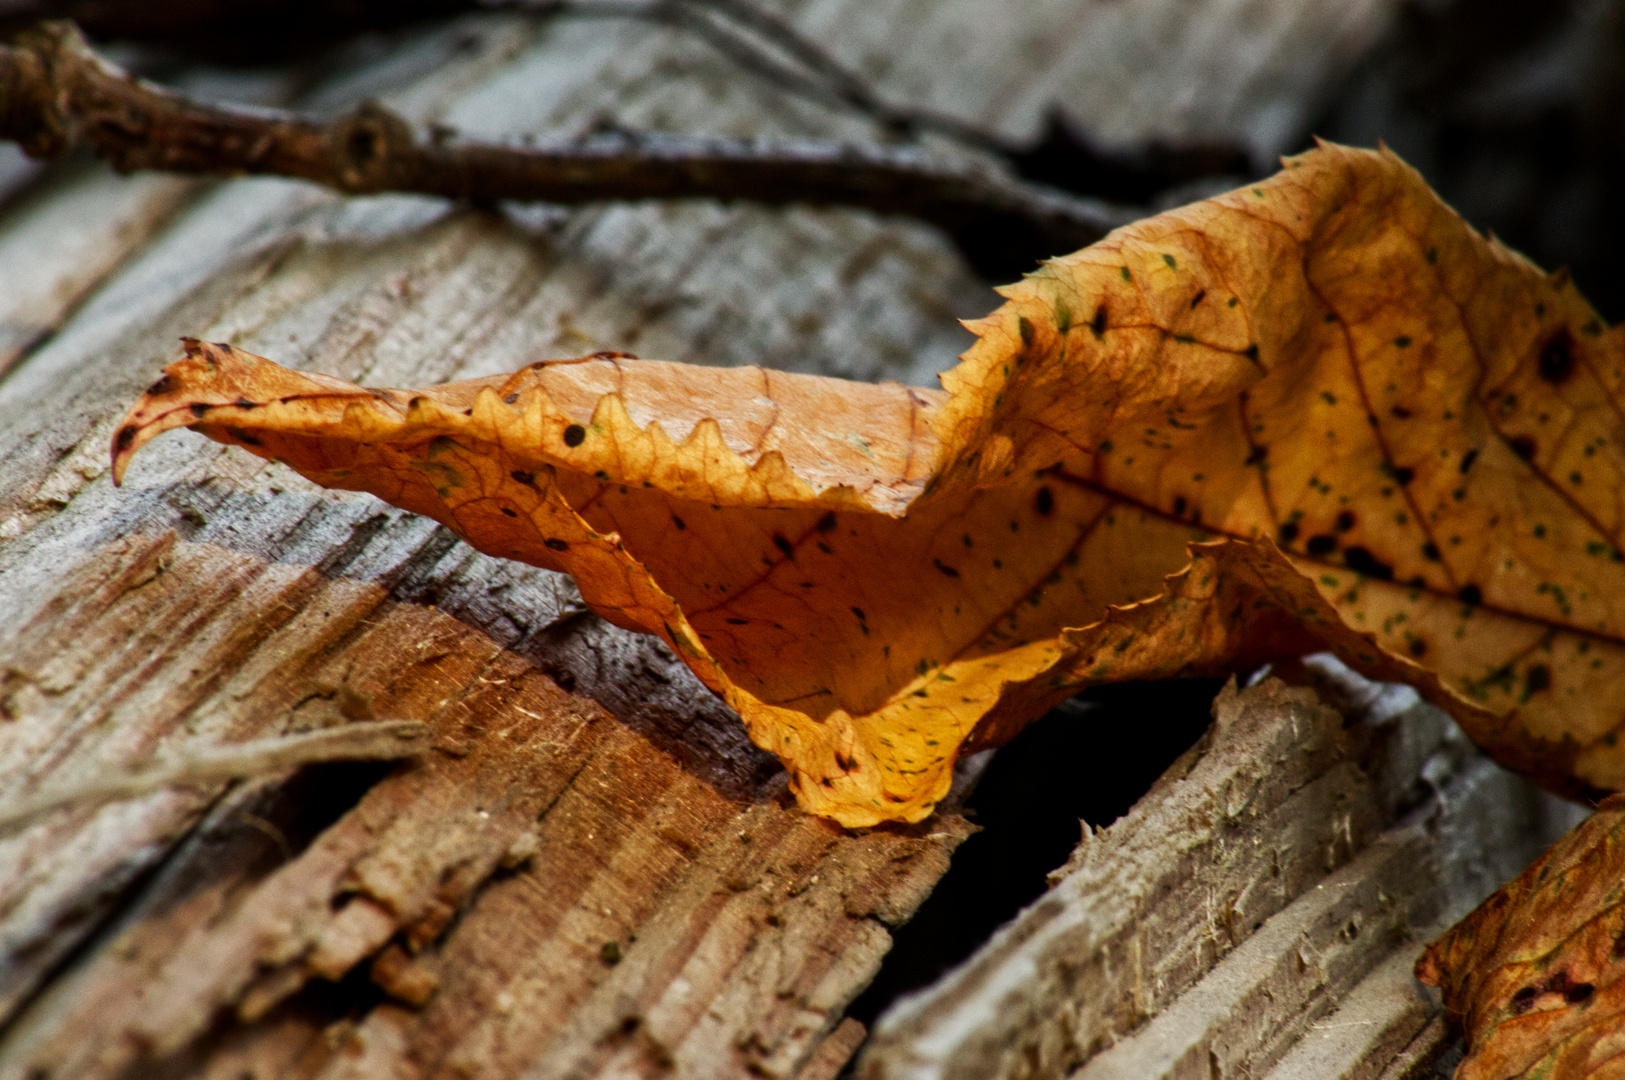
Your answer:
[0,720,430,835]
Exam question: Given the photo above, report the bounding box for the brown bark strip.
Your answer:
[0,21,1128,275]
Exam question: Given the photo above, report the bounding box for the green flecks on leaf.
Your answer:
[1162,253,1178,270]
[1121,266,1132,282]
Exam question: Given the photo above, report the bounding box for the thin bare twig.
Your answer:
[0,720,430,836]
[0,21,1131,275]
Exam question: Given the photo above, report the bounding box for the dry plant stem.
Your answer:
[0,720,430,835]
[0,21,1125,273]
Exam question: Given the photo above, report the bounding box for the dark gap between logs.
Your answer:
[846,677,1225,1029]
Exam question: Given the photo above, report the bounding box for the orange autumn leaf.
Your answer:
[113,142,1625,827]
[1418,795,1625,1079]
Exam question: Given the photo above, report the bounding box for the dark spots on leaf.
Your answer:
[189,403,212,418]
[511,470,535,486]
[962,533,974,547]
[773,534,795,559]
[1035,486,1054,516]
[817,511,837,532]
[1459,448,1479,474]
[835,752,856,773]
[1510,435,1537,461]
[1244,343,1260,364]
[1459,584,1482,606]
[1306,534,1338,557]
[1018,316,1035,347]
[563,424,587,447]
[1162,253,1177,269]
[544,539,570,551]
[1190,289,1206,309]
[1394,336,1412,348]
[1427,247,1438,264]
[1409,638,1427,658]
[672,515,686,531]
[1566,982,1595,1005]
[1335,511,1356,532]
[1091,305,1107,339]
[1390,405,1412,419]
[500,507,517,517]
[1392,466,1415,486]
[851,607,866,622]
[933,559,960,578]
[147,375,175,395]
[1245,445,1267,466]
[594,470,610,480]
[1172,496,1187,517]
[1422,542,1441,561]
[1524,664,1552,699]
[817,541,833,554]
[1512,985,1538,1012]
[114,426,137,452]
[504,392,520,404]
[1278,521,1299,544]
[1343,546,1393,580]
[1538,329,1577,384]
[234,396,257,410]
[726,618,749,625]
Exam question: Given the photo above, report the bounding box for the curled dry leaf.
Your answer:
[113,143,1625,827]
[1417,795,1625,1079]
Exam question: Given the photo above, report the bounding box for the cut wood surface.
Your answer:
[0,2,1415,1077]
[860,665,1586,1080]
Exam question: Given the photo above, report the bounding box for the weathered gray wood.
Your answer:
[1261,950,1437,1080]
[859,665,1586,1080]
[0,2,1412,1077]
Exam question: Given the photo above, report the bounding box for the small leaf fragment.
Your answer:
[1418,795,1625,1079]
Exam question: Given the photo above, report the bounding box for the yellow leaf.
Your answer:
[113,143,1625,826]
